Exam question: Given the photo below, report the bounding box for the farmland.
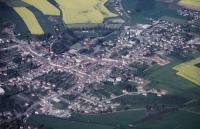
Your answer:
[173,57,200,86]
[1,0,200,129]
[28,108,200,129]
[122,0,186,24]
[137,110,200,129]
[13,7,44,35]
[55,0,117,24]
[28,110,145,129]
[28,115,114,129]
[179,0,200,10]
[21,0,60,15]
[144,57,200,99]
[2,0,117,35]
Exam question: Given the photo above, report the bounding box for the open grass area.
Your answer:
[13,7,44,35]
[113,94,188,110]
[71,110,145,126]
[179,0,200,10]
[173,57,200,86]
[29,107,200,129]
[122,0,185,24]
[137,110,200,129]
[22,0,60,15]
[28,110,145,129]
[28,115,114,129]
[55,0,117,24]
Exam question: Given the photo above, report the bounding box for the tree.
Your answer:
[12,55,22,64]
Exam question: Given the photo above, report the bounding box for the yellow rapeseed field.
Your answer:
[173,57,200,86]
[22,0,60,15]
[179,0,200,10]
[55,0,117,24]
[14,7,44,35]
[9,0,117,35]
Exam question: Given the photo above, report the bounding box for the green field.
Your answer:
[122,0,185,24]
[29,108,200,129]
[137,110,200,129]
[71,110,145,126]
[28,110,146,129]
[73,110,200,129]
[28,115,114,129]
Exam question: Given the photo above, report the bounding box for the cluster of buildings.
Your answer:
[68,93,118,114]
[0,4,200,125]
[178,8,200,21]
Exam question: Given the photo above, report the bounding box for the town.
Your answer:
[0,0,200,129]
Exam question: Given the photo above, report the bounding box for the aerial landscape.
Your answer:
[0,0,200,129]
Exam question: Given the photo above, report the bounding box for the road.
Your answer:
[119,0,131,19]
[109,92,139,101]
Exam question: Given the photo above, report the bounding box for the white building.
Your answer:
[0,87,5,95]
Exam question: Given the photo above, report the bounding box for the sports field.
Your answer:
[173,57,200,86]
[22,0,60,15]
[179,0,200,10]
[55,0,117,24]
[14,7,44,35]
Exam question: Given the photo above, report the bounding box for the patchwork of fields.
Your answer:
[21,0,60,15]
[14,7,44,35]
[173,57,200,86]
[144,56,200,99]
[2,0,117,35]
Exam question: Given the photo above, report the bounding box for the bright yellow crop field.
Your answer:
[7,0,117,35]
[22,0,60,15]
[55,0,117,24]
[14,7,44,35]
[173,57,200,86]
[179,0,200,10]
